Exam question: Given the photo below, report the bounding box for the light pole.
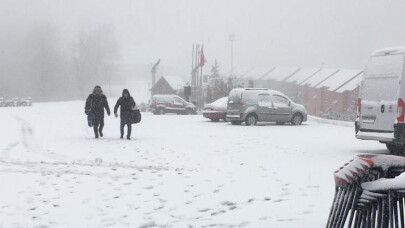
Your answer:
[229,33,235,88]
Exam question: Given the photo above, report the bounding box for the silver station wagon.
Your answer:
[226,88,307,126]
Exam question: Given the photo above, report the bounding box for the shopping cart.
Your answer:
[326,154,405,228]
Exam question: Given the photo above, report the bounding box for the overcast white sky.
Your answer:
[1,0,405,75]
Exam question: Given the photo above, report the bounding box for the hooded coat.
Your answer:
[85,87,111,118]
[114,89,136,124]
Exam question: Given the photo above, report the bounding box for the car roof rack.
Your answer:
[243,88,269,90]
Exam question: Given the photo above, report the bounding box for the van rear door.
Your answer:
[359,54,404,132]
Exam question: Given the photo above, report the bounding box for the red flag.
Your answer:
[200,46,205,67]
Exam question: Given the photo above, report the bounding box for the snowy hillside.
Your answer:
[0,101,386,227]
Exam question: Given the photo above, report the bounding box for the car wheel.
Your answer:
[276,122,285,125]
[245,114,257,126]
[231,121,241,125]
[291,114,303,125]
[386,142,405,155]
[158,108,165,115]
[186,108,193,115]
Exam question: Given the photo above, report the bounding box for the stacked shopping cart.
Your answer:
[327,154,405,228]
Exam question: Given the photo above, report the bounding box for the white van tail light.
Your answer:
[357,98,361,118]
[397,98,405,122]
[240,93,244,107]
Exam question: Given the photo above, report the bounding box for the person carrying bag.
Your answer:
[114,89,136,140]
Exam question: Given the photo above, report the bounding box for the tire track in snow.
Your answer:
[12,116,68,161]
[0,158,185,179]
[1,141,18,159]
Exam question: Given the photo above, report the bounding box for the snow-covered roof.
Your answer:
[372,47,405,56]
[300,68,339,87]
[232,66,363,93]
[285,68,320,84]
[243,67,274,80]
[334,72,362,93]
[316,69,363,91]
[162,75,186,90]
[263,67,298,81]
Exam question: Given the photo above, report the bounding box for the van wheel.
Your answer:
[231,121,241,125]
[386,143,405,155]
[158,108,165,115]
[245,114,258,126]
[291,114,303,125]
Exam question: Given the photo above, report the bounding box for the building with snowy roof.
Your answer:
[151,75,186,96]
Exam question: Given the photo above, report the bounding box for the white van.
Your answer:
[356,47,405,154]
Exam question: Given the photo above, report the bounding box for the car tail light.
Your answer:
[240,94,244,107]
[398,98,405,122]
[357,98,361,118]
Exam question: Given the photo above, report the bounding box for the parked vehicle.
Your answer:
[0,98,4,107]
[139,102,148,112]
[226,88,307,126]
[4,97,19,107]
[203,97,228,122]
[355,47,405,154]
[18,97,32,106]
[150,94,197,115]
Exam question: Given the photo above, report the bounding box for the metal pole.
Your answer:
[192,44,195,86]
[195,44,200,89]
[229,34,235,88]
[231,39,234,87]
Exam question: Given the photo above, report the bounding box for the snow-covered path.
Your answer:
[0,101,387,227]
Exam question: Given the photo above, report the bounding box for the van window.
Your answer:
[243,91,258,104]
[365,54,404,77]
[228,90,241,103]
[174,97,185,104]
[258,94,272,106]
[273,95,289,105]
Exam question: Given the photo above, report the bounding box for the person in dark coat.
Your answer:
[114,89,136,140]
[85,85,111,138]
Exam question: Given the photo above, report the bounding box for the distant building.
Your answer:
[151,75,186,96]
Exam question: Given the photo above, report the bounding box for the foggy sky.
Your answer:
[1,0,405,76]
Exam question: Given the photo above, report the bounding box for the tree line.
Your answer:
[0,24,121,102]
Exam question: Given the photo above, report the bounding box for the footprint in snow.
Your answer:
[210,210,226,216]
[277,218,297,222]
[198,208,211,212]
[259,216,271,220]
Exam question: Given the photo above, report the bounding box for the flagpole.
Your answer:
[200,44,203,91]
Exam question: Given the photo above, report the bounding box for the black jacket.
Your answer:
[85,94,111,117]
[114,90,136,124]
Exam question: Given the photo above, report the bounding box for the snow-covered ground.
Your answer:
[0,101,387,228]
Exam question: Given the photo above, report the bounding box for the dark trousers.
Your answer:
[120,119,132,137]
[93,114,104,137]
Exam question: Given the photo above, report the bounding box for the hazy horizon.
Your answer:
[2,0,405,76]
